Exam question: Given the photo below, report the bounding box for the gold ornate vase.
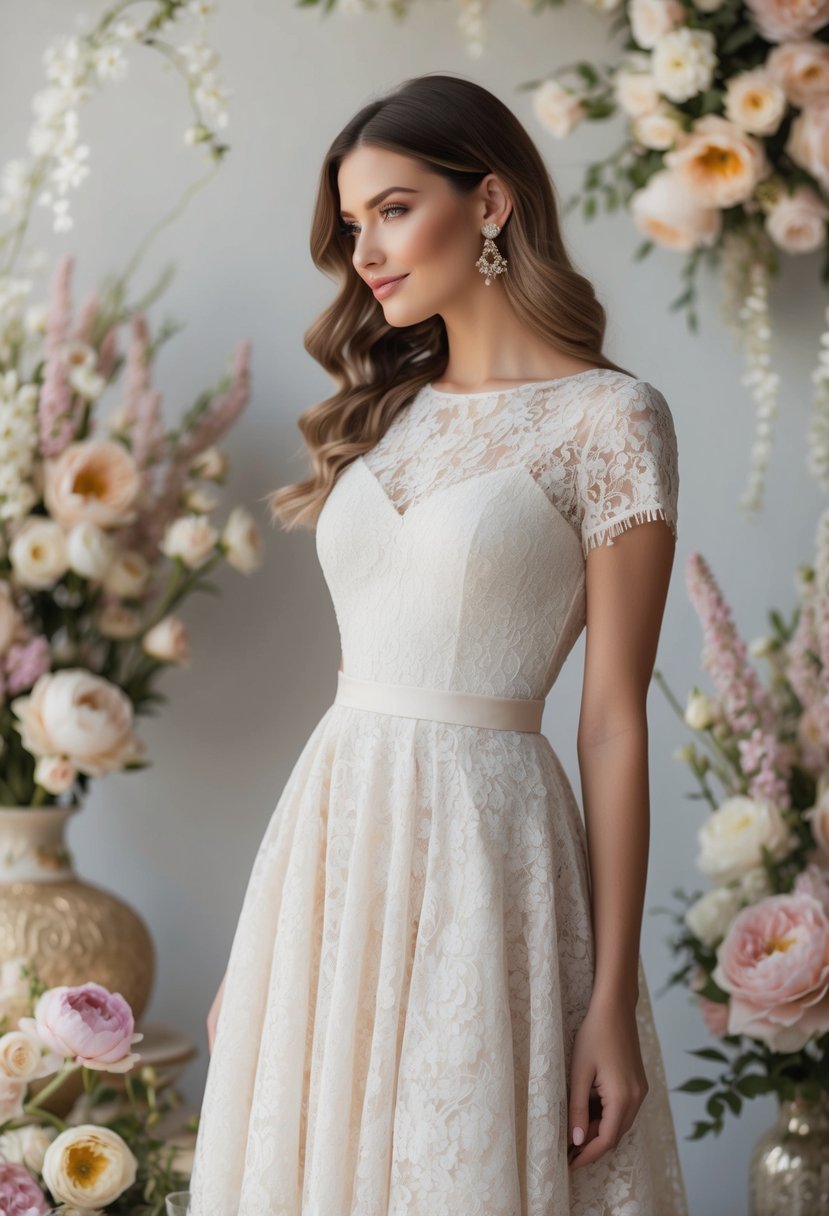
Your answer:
[0,804,156,1019]
[749,1089,829,1215]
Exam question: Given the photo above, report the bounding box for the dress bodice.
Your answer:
[315,369,679,701]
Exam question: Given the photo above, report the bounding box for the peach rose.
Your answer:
[631,104,684,150]
[532,79,586,139]
[768,40,829,107]
[724,68,787,136]
[43,439,141,530]
[664,115,770,207]
[713,892,829,1050]
[766,184,829,251]
[160,514,219,569]
[101,550,151,599]
[744,0,829,42]
[631,168,722,250]
[787,99,829,193]
[9,668,144,776]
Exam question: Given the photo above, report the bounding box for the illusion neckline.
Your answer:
[424,367,616,400]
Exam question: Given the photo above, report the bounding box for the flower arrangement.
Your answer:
[653,507,829,1137]
[0,0,264,808]
[0,957,192,1215]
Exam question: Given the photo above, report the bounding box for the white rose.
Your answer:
[221,506,264,574]
[0,1124,57,1172]
[629,0,686,50]
[160,514,219,569]
[189,445,228,481]
[685,885,742,946]
[532,79,586,139]
[697,795,797,883]
[684,690,716,730]
[631,104,684,149]
[652,28,718,103]
[65,521,116,580]
[0,582,22,657]
[724,68,787,136]
[34,755,78,795]
[142,615,191,666]
[0,1077,26,1122]
[9,518,69,589]
[0,1029,52,1080]
[614,65,661,116]
[102,551,151,599]
[42,1124,137,1207]
[96,603,142,640]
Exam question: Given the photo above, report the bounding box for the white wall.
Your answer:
[3,3,827,1212]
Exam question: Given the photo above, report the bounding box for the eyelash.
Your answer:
[339,204,408,237]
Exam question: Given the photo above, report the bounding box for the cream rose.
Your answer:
[0,1030,55,1081]
[0,1125,57,1173]
[629,0,686,50]
[43,439,141,530]
[766,184,829,251]
[685,885,743,947]
[532,79,586,139]
[160,514,219,569]
[10,669,144,776]
[65,521,116,580]
[651,28,718,103]
[684,690,717,730]
[142,616,191,666]
[614,64,660,117]
[631,104,684,149]
[768,40,829,107]
[42,1124,137,1207]
[96,603,142,640]
[101,550,151,599]
[744,0,829,42]
[631,168,722,250]
[724,68,787,136]
[183,483,219,514]
[221,506,264,574]
[9,518,69,589]
[787,100,829,194]
[664,115,770,207]
[697,795,796,883]
[189,445,228,481]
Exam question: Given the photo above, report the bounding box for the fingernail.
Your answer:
[572,1126,584,1146]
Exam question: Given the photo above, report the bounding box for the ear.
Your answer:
[479,173,512,230]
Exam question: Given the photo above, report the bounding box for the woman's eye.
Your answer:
[339,204,407,237]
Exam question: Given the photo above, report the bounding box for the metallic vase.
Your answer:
[749,1089,829,1216]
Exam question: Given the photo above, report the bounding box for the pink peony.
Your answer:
[713,892,829,1050]
[0,1161,49,1214]
[18,982,143,1074]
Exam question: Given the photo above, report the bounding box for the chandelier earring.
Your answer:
[476,222,508,287]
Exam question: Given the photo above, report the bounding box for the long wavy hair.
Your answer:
[265,72,635,532]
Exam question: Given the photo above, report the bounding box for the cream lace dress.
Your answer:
[188,367,690,1215]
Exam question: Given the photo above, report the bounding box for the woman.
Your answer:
[188,72,689,1214]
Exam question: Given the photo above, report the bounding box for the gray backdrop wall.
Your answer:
[3,3,827,1213]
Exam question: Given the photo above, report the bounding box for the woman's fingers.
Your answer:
[568,1090,630,1171]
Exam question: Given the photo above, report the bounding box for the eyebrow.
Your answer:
[339,186,420,219]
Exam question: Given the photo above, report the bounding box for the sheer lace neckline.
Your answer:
[424,368,608,400]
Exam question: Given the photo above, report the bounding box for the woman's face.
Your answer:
[336,146,509,326]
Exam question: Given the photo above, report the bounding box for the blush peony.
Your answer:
[19,982,143,1074]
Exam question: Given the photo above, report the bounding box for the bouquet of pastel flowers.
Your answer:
[0,956,189,1215]
[0,250,263,809]
[656,507,829,1137]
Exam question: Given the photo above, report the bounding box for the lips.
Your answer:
[370,275,407,290]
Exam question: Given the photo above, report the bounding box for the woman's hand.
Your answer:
[206,972,227,1056]
[567,996,649,1171]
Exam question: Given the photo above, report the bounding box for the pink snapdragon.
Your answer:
[37,253,80,460]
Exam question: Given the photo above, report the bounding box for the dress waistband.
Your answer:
[334,670,545,733]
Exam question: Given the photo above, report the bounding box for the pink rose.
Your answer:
[713,892,829,1050]
[697,994,730,1037]
[18,982,143,1074]
[744,0,829,41]
[0,1161,49,1215]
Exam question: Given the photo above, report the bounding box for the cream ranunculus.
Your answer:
[685,885,743,947]
[9,669,144,777]
[65,521,116,581]
[766,184,829,251]
[101,550,151,599]
[787,100,829,194]
[160,514,219,569]
[744,0,829,42]
[0,1030,55,1081]
[532,79,586,139]
[629,0,686,50]
[768,39,829,108]
[9,518,69,590]
[684,690,716,730]
[631,103,685,149]
[41,1124,137,1207]
[0,1125,57,1173]
[724,67,787,136]
[630,168,722,250]
[142,615,191,666]
[43,439,141,530]
[697,795,797,883]
[614,63,661,116]
[664,115,770,207]
[651,27,718,103]
[221,506,264,574]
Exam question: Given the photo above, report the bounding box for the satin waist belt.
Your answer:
[334,670,545,733]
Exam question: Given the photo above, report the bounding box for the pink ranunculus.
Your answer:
[713,892,829,1050]
[0,1161,49,1215]
[18,982,143,1074]
[697,994,730,1037]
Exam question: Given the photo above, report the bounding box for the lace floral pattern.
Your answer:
[188,370,688,1215]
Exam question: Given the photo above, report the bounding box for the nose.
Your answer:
[351,228,383,274]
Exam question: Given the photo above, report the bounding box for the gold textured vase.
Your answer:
[749,1090,829,1215]
[0,804,155,1019]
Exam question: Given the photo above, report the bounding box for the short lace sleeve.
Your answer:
[578,379,679,558]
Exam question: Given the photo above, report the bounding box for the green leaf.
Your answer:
[687,1047,728,1063]
[675,1077,716,1093]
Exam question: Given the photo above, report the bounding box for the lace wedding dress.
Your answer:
[188,367,690,1215]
